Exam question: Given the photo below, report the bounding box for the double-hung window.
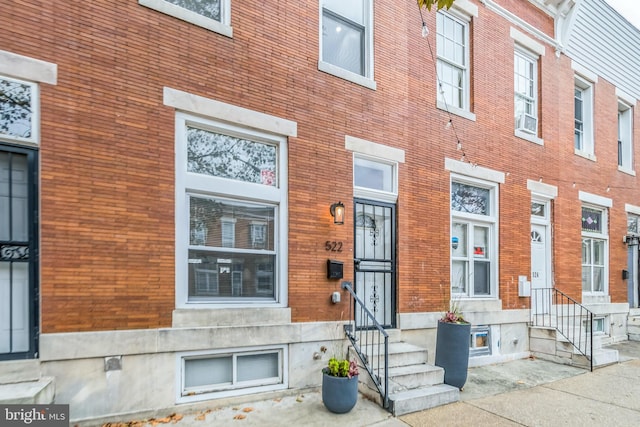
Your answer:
[618,100,633,172]
[581,206,608,294]
[451,179,497,298]
[574,77,594,157]
[436,11,471,117]
[139,0,232,37]
[319,0,374,88]
[514,49,538,137]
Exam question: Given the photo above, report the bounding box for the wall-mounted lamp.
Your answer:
[330,201,345,225]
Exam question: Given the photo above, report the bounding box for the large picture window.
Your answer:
[176,110,287,305]
[581,206,608,294]
[451,180,497,298]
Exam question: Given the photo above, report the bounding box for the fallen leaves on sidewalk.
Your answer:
[102,412,184,427]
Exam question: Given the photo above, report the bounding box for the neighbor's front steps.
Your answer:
[529,326,619,369]
[351,329,459,416]
[0,359,55,404]
[628,308,640,341]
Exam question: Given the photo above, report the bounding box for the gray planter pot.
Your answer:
[434,320,471,390]
[321,373,359,414]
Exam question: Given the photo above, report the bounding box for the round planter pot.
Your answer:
[321,373,359,414]
[434,321,471,390]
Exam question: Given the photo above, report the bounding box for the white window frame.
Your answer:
[139,0,232,38]
[168,87,294,309]
[514,48,542,144]
[220,217,236,248]
[618,100,634,174]
[469,325,491,357]
[574,76,595,159]
[581,204,608,296]
[436,10,475,121]
[318,0,376,90]
[450,175,499,299]
[177,345,287,403]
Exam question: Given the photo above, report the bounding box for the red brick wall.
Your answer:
[0,0,636,332]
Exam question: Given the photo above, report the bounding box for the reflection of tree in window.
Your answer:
[451,182,489,215]
[0,78,32,138]
[166,0,221,21]
[187,127,277,186]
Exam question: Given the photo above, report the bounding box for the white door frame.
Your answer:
[531,199,552,315]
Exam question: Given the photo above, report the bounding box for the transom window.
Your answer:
[437,11,469,112]
[0,75,38,144]
[581,206,608,294]
[514,49,538,138]
[451,180,497,298]
[139,0,232,37]
[618,100,633,171]
[628,213,640,235]
[319,0,373,86]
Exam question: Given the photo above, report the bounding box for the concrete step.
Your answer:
[0,377,55,404]
[389,383,459,416]
[573,348,618,369]
[387,363,444,393]
[0,359,41,384]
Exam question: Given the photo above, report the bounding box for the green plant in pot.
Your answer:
[321,357,359,414]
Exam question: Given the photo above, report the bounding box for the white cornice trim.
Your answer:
[0,50,57,84]
[481,0,561,54]
[445,158,505,183]
[527,180,558,198]
[579,191,612,208]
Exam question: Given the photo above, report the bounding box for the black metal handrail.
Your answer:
[341,281,389,408]
[530,288,593,371]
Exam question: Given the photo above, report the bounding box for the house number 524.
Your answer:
[325,241,343,252]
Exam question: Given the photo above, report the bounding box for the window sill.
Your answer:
[618,166,636,176]
[318,61,377,90]
[437,100,476,121]
[139,0,232,38]
[515,130,543,145]
[575,149,596,162]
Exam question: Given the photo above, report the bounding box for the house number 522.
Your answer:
[325,241,343,252]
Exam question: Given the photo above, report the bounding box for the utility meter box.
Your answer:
[518,275,531,297]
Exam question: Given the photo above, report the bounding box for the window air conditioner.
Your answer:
[517,113,537,134]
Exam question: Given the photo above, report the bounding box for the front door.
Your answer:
[0,146,38,360]
[354,199,395,328]
[531,223,550,314]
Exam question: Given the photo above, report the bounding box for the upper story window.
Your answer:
[436,11,471,116]
[139,0,232,37]
[0,75,38,145]
[319,0,375,89]
[451,179,498,298]
[618,100,634,173]
[574,77,594,157]
[514,49,538,138]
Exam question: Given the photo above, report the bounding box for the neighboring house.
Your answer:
[0,0,638,422]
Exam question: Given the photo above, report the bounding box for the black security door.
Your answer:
[0,146,38,360]
[353,199,395,328]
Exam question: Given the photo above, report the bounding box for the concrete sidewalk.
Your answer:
[107,341,640,427]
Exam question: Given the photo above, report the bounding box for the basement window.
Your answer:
[178,346,287,402]
[469,326,491,357]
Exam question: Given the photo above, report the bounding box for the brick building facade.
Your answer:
[1,0,638,422]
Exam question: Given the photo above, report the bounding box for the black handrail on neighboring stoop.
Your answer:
[341,281,390,409]
[530,287,594,371]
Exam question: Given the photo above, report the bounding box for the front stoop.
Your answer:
[355,341,459,416]
[628,314,640,341]
[529,326,619,369]
[0,377,55,404]
[0,360,55,404]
